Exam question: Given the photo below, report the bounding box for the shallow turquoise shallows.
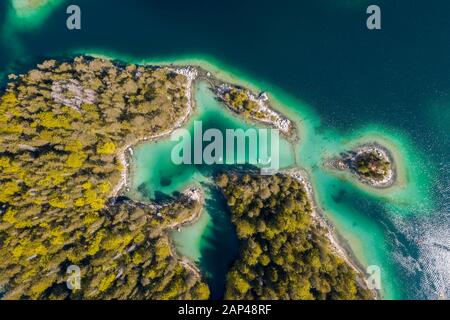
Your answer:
[1,0,449,300]
[129,81,294,299]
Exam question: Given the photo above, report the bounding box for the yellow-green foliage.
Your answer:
[98,273,116,293]
[96,141,116,155]
[0,181,21,202]
[66,152,87,168]
[222,88,258,117]
[35,112,72,129]
[0,56,209,300]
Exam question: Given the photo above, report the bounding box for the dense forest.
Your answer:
[0,56,209,299]
[216,172,373,300]
[353,150,391,182]
[218,87,260,119]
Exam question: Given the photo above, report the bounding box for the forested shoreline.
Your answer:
[216,172,373,300]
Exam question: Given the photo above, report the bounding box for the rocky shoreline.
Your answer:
[104,63,202,282]
[166,186,204,230]
[155,63,298,140]
[167,186,205,281]
[109,65,197,199]
[213,83,294,137]
[282,168,379,299]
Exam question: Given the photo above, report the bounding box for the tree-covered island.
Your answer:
[327,145,395,188]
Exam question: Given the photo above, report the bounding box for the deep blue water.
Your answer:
[2,1,449,154]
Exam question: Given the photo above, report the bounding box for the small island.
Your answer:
[327,144,395,188]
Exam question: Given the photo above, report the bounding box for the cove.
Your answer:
[123,56,438,300]
[127,80,294,299]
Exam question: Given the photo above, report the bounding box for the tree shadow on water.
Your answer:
[197,184,239,300]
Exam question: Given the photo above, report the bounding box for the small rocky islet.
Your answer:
[327,144,395,188]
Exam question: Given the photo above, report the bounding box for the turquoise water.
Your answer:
[130,82,295,200]
[1,0,449,299]
[130,79,432,299]
[130,81,294,298]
